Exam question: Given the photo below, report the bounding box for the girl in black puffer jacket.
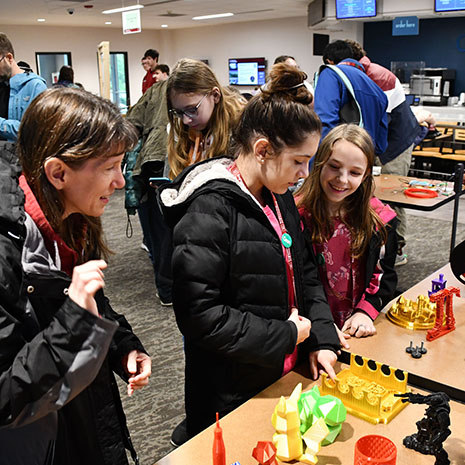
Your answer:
[159,63,341,445]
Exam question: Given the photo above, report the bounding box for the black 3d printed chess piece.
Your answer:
[406,341,427,359]
[395,392,451,465]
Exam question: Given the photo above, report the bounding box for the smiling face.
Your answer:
[261,133,320,194]
[320,138,368,215]
[169,90,218,131]
[55,153,126,219]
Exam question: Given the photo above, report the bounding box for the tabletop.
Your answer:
[154,367,465,465]
[374,173,459,211]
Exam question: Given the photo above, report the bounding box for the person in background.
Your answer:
[16,60,33,73]
[166,58,245,178]
[53,65,79,88]
[154,63,170,82]
[346,39,420,266]
[126,77,173,306]
[313,40,388,156]
[142,48,159,94]
[274,54,314,96]
[159,63,341,447]
[0,87,151,465]
[0,32,46,141]
[297,124,397,339]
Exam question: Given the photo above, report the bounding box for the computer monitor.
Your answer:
[336,0,377,19]
[228,58,266,86]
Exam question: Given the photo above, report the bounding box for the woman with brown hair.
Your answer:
[0,87,151,465]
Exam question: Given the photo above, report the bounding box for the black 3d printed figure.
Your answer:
[395,392,451,465]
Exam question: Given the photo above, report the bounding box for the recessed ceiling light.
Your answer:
[192,12,234,20]
[37,18,46,22]
[103,4,144,14]
[161,24,168,28]
[105,21,112,24]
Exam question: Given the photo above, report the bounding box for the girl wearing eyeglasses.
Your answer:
[159,63,341,446]
[166,58,245,178]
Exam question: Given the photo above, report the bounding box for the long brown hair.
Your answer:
[297,124,386,258]
[166,58,244,178]
[17,87,138,262]
[234,63,320,156]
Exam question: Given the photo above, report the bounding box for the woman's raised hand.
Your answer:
[68,260,107,316]
[287,307,311,345]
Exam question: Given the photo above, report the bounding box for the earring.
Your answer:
[260,158,265,164]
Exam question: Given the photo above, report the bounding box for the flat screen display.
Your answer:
[435,0,465,12]
[336,0,377,19]
[228,58,266,86]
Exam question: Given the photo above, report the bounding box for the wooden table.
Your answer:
[153,265,465,465]
[154,367,465,465]
[345,264,465,402]
[374,171,465,256]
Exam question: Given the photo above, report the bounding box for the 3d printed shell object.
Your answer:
[271,383,344,464]
[386,294,436,330]
[320,353,410,424]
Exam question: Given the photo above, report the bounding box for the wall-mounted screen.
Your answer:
[336,0,377,19]
[229,57,266,86]
[435,0,465,12]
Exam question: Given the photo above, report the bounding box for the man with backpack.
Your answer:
[313,40,388,156]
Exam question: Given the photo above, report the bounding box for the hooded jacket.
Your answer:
[314,58,388,155]
[159,157,339,437]
[0,142,143,465]
[0,71,47,141]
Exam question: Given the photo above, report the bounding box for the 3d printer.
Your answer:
[410,68,456,106]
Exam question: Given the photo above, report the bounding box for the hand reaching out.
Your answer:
[287,307,311,345]
[124,350,152,396]
[68,260,107,316]
[309,349,338,381]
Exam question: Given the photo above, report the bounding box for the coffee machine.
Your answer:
[410,68,456,105]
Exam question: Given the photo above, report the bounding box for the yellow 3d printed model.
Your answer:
[386,294,436,329]
[320,353,410,424]
[271,383,330,464]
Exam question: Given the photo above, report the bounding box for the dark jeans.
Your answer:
[137,186,173,302]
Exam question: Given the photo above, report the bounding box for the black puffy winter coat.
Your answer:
[159,157,339,437]
[0,142,144,465]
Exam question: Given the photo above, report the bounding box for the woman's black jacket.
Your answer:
[0,142,144,465]
[159,157,339,437]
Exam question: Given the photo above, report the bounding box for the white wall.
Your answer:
[0,24,160,104]
[163,16,363,89]
[0,17,362,103]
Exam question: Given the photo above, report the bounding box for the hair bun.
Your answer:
[262,63,312,105]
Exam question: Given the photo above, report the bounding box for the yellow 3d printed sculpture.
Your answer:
[386,294,436,329]
[320,353,410,424]
[271,383,330,464]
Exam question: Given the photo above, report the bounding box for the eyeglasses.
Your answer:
[169,92,210,120]
[0,56,5,64]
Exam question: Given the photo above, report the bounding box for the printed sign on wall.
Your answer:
[392,16,419,36]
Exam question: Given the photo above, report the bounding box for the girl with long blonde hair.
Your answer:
[166,58,245,178]
[297,124,398,338]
